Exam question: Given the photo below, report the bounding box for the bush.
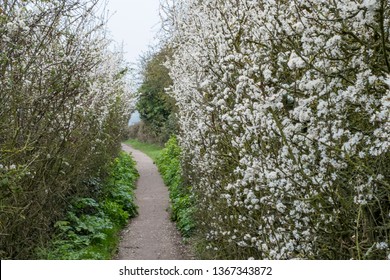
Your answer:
[0,1,134,259]
[38,152,138,260]
[125,121,162,145]
[156,136,195,238]
[166,0,390,259]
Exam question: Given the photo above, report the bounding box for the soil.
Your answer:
[115,143,193,260]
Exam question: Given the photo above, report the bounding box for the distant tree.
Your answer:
[136,47,177,144]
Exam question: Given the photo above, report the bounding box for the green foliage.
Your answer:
[171,194,195,236]
[104,153,139,217]
[38,152,138,260]
[135,47,178,144]
[156,136,195,237]
[102,200,129,227]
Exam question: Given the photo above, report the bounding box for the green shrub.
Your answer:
[136,47,178,145]
[102,200,129,227]
[38,152,138,260]
[104,153,139,217]
[156,136,195,237]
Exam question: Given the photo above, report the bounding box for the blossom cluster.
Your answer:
[166,0,390,259]
[0,0,134,258]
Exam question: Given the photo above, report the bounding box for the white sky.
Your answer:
[105,0,161,66]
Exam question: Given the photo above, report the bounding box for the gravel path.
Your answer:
[116,143,193,260]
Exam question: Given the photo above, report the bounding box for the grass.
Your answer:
[124,139,163,162]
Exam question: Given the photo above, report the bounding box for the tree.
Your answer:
[136,46,177,144]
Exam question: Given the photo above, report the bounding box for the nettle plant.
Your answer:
[165,0,390,259]
[0,0,134,258]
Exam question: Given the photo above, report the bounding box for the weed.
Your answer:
[156,136,195,238]
[38,152,138,259]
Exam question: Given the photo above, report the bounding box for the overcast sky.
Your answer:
[105,0,161,66]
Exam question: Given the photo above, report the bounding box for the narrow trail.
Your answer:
[116,143,192,260]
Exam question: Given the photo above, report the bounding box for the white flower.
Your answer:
[361,0,378,11]
[287,51,306,69]
[266,171,278,180]
[276,202,286,213]
[376,242,388,250]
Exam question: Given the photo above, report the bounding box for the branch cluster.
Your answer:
[0,0,135,259]
[167,0,390,259]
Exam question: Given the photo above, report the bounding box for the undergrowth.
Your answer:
[37,152,138,259]
[156,136,195,238]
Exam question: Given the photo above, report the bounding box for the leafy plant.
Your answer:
[38,152,139,260]
[156,136,195,237]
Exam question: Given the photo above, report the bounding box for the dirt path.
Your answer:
[116,143,192,260]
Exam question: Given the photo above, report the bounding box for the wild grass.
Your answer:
[124,139,163,162]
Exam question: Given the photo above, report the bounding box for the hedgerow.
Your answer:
[164,0,390,259]
[156,136,195,238]
[0,0,134,259]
